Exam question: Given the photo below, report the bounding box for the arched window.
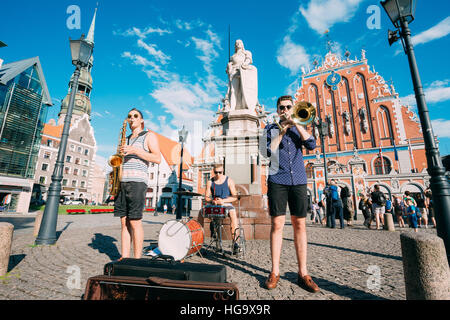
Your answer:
[376,105,394,144]
[374,156,391,175]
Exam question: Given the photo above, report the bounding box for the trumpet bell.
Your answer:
[292,101,316,126]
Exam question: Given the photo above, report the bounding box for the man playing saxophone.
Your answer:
[114,108,161,260]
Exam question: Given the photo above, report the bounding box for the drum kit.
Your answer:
[146,191,249,261]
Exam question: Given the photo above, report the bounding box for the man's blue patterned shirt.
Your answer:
[265,123,316,186]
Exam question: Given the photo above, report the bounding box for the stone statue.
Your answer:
[223,39,258,113]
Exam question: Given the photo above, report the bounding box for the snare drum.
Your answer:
[158,219,204,261]
[203,205,228,219]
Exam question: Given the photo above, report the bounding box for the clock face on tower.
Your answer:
[75,99,84,107]
[326,70,341,91]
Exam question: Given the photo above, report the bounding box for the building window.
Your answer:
[83,159,89,166]
[70,144,75,151]
[39,176,46,184]
[374,156,391,175]
[80,181,86,188]
[80,137,83,143]
[77,146,82,153]
[62,179,68,186]
[84,149,89,156]
[47,140,53,147]
[150,172,154,180]
[41,163,49,171]
[43,152,51,159]
[74,168,79,176]
[66,155,72,163]
[202,173,211,187]
[71,180,77,187]
[75,158,80,165]
[64,167,70,174]
[82,169,87,177]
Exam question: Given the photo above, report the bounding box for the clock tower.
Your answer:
[58,8,97,125]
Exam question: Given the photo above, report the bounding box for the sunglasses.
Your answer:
[128,114,140,119]
[279,105,292,111]
[214,171,223,174]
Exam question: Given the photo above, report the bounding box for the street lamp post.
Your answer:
[381,0,450,262]
[35,35,93,245]
[176,126,188,220]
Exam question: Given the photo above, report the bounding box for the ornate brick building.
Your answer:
[192,49,430,216]
[297,49,429,206]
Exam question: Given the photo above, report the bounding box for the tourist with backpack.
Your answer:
[370,185,386,230]
[329,180,344,229]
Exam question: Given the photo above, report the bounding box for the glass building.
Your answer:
[0,57,52,212]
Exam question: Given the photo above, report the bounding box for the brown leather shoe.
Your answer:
[265,273,280,290]
[298,275,320,293]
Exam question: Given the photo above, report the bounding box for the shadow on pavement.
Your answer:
[284,271,387,300]
[283,238,402,262]
[56,221,73,241]
[7,254,26,273]
[200,248,269,288]
[0,217,35,231]
[88,233,121,261]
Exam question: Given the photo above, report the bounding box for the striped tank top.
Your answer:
[121,131,149,185]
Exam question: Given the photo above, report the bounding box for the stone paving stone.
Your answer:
[0,212,439,300]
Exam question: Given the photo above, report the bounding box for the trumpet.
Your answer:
[291,100,316,126]
[273,100,316,130]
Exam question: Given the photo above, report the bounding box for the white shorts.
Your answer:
[372,204,385,215]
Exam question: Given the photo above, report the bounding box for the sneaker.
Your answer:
[144,247,161,257]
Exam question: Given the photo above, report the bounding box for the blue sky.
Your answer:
[1,0,450,170]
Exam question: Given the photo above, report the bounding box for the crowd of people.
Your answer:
[309,182,436,232]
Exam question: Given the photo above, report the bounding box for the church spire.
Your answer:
[86,7,97,45]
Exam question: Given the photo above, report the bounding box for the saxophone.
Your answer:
[108,119,127,197]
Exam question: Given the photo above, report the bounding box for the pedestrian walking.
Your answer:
[393,195,406,228]
[416,193,428,228]
[370,185,386,230]
[329,180,344,229]
[425,189,437,228]
[341,187,353,227]
[405,198,419,232]
[359,194,372,229]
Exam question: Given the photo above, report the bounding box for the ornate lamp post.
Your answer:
[176,126,188,220]
[381,0,450,262]
[35,35,93,245]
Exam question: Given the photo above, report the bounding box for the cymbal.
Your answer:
[174,191,203,197]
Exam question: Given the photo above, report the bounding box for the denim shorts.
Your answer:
[267,181,308,217]
[114,182,147,220]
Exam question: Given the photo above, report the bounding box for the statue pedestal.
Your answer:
[196,109,271,240]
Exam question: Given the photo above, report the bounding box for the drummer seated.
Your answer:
[205,164,241,254]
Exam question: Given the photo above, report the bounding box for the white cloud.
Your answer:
[118,26,172,39]
[431,119,450,139]
[277,36,310,75]
[401,80,450,107]
[412,16,450,46]
[299,0,365,34]
[137,39,171,65]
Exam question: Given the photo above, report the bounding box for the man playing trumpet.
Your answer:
[264,95,319,293]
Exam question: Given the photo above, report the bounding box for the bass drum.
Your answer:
[158,219,204,261]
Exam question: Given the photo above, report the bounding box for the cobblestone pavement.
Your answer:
[0,212,439,300]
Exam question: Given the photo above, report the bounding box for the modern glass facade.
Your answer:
[0,65,48,178]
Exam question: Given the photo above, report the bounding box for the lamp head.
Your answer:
[381,0,416,28]
[69,34,94,67]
